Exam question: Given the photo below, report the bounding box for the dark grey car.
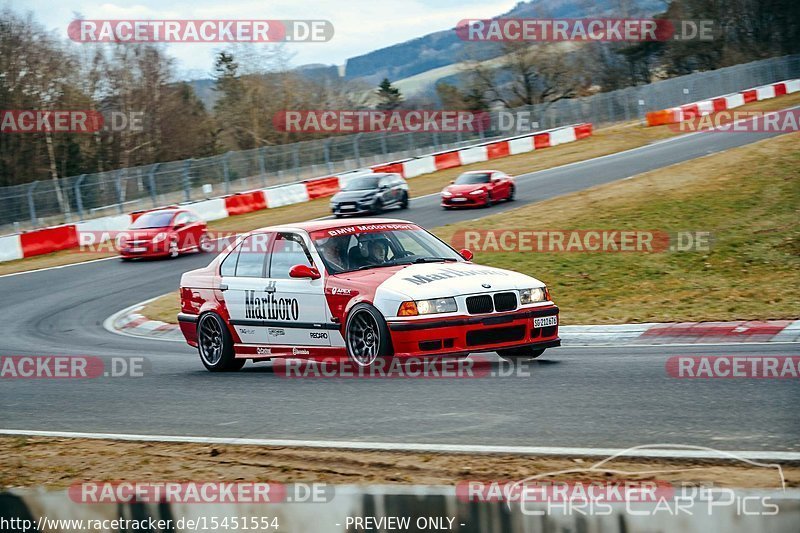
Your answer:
[330,173,409,217]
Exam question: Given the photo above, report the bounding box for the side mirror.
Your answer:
[449,180,455,184]
[459,249,474,261]
[289,264,321,280]
[491,177,501,183]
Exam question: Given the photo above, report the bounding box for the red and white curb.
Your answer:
[105,298,800,346]
[103,297,185,342]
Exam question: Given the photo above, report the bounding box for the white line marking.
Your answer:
[0,429,797,461]
[0,255,119,279]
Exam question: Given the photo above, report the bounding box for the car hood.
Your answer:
[445,184,486,194]
[122,227,170,239]
[376,261,544,300]
[331,190,376,202]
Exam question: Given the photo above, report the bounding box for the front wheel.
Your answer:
[497,346,545,365]
[197,313,245,372]
[198,232,214,253]
[345,304,392,367]
[484,195,493,208]
[371,199,384,215]
[507,185,515,202]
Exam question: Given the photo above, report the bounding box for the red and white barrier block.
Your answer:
[646,79,799,126]
[0,123,593,263]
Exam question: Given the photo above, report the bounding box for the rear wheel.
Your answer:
[497,346,546,365]
[508,185,515,201]
[345,304,392,367]
[400,192,409,209]
[197,313,245,372]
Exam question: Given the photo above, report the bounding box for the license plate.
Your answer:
[451,198,467,202]
[534,315,558,328]
[130,247,146,252]
[340,204,356,210]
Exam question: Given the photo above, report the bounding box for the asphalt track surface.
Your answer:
[1,123,798,451]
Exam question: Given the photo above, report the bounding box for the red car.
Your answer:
[178,218,559,372]
[441,170,515,209]
[118,207,210,260]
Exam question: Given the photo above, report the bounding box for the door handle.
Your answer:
[219,283,228,291]
[265,285,276,293]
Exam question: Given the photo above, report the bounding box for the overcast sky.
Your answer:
[9,0,516,79]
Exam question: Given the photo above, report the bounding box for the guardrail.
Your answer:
[0,123,592,263]
[646,79,799,126]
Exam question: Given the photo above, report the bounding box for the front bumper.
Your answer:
[119,240,171,258]
[387,305,559,357]
[441,195,487,208]
[331,201,376,216]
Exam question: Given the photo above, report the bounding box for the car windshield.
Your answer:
[311,223,463,274]
[129,211,175,229]
[455,172,491,185]
[342,177,380,191]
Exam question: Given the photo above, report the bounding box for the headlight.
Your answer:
[442,191,452,197]
[152,232,168,243]
[398,297,457,316]
[519,287,548,304]
[469,189,485,196]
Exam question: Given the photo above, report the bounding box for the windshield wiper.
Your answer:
[410,257,458,264]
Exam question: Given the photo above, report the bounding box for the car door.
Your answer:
[265,232,332,347]
[492,172,510,199]
[220,232,275,345]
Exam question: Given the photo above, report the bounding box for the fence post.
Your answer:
[74,175,86,219]
[293,145,300,180]
[380,132,387,155]
[27,182,38,226]
[222,152,231,194]
[115,169,125,214]
[258,147,267,187]
[182,159,192,202]
[353,134,362,168]
[324,139,333,173]
[148,163,160,207]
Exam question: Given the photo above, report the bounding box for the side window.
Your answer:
[220,243,239,277]
[174,212,190,226]
[234,234,271,277]
[269,233,313,279]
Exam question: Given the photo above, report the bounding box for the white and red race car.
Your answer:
[178,219,559,371]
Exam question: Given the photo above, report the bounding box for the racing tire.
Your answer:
[197,312,245,372]
[371,199,384,215]
[345,303,393,367]
[400,192,409,209]
[484,195,493,208]
[508,185,515,202]
[497,346,546,365]
[334,213,343,218]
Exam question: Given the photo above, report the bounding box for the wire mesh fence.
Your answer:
[1,54,798,234]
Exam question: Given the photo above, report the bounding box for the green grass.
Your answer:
[437,134,800,324]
